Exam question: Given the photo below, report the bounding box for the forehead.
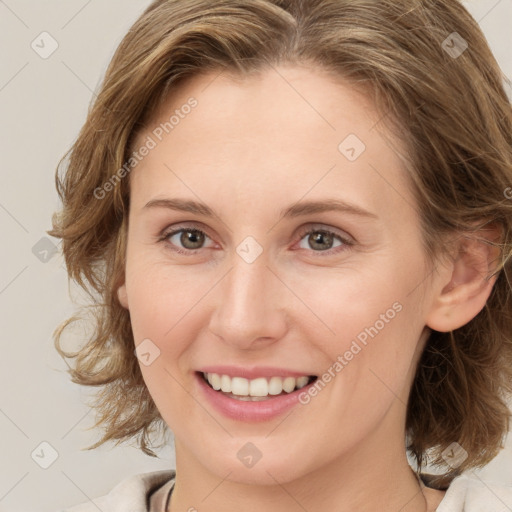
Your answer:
[129,65,415,223]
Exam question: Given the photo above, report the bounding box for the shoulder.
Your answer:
[436,473,512,512]
[58,469,176,512]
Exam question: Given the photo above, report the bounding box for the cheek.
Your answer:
[125,262,212,414]
[127,269,199,425]
[297,256,427,407]
[125,259,203,343]
[287,257,423,355]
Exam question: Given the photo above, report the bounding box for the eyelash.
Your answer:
[158,223,354,257]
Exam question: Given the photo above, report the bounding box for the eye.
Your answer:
[158,223,354,256]
[295,226,353,254]
[160,225,215,255]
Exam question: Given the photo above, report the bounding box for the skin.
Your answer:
[117,64,498,512]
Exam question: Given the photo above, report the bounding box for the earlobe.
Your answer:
[425,231,501,333]
[117,283,129,309]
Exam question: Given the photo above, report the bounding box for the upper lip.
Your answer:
[197,366,317,380]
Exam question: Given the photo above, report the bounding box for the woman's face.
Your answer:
[118,65,442,484]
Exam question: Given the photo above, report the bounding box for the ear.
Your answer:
[425,225,501,332]
[117,282,129,309]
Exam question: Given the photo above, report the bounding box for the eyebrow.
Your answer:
[143,197,378,220]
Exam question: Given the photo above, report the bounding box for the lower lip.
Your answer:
[195,372,315,422]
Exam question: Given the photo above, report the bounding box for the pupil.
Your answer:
[310,232,332,251]
[182,230,204,249]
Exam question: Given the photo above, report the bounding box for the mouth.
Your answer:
[199,371,318,401]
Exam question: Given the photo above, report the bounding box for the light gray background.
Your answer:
[0,1,511,511]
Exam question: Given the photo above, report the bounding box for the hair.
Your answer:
[49,0,512,489]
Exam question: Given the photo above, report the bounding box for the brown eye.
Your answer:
[306,231,335,251]
[296,227,353,254]
[162,227,213,254]
[175,229,205,250]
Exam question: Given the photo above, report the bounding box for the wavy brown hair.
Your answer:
[49,0,512,489]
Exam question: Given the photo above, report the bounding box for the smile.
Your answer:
[195,369,319,421]
[202,372,316,401]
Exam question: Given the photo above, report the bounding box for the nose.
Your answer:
[207,250,289,351]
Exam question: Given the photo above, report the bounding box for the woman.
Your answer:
[50,0,512,510]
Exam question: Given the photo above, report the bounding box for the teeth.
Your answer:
[204,373,313,397]
[220,374,231,393]
[282,376,296,393]
[249,377,268,397]
[231,377,249,396]
[268,376,283,395]
[209,373,221,391]
[296,376,309,388]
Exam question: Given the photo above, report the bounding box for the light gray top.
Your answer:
[58,469,512,512]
